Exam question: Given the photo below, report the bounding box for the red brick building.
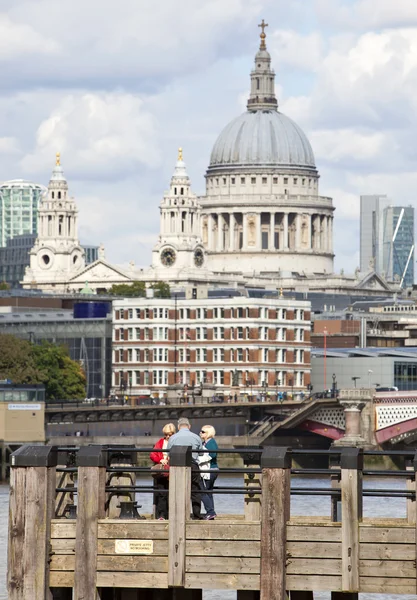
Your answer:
[112,292,311,400]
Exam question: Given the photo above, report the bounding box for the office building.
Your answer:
[360,195,414,287]
[0,180,46,247]
[112,289,311,400]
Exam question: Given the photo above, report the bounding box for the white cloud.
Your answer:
[269,30,324,71]
[315,0,417,30]
[0,14,58,60]
[311,129,386,163]
[21,92,161,179]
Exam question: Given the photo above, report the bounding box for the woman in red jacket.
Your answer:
[150,423,176,519]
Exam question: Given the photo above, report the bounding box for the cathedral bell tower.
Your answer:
[151,148,207,279]
[23,153,85,290]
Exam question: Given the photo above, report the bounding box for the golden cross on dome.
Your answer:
[56,152,60,166]
[178,147,183,161]
[258,19,268,49]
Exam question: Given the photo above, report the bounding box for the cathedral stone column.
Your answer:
[256,213,262,250]
[229,213,235,251]
[283,213,288,249]
[328,217,333,253]
[217,213,224,251]
[295,214,301,249]
[208,214,214,250]
[322,216,328,251]
[269,213,275,250]
[243,213,248,249]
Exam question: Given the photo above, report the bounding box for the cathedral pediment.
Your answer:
[356,271,393,292]
[68,259,132,283]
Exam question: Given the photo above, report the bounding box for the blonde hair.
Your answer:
[202,425,216,438]
[163,423,176,435]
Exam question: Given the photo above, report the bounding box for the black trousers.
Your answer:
[191,462,202,519]
[154,475,169,519]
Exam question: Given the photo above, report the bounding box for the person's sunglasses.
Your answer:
[200,430,206,434]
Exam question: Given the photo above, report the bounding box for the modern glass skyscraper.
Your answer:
[360,195,414,287]
[0,180,46,247]
[382,206,414,288]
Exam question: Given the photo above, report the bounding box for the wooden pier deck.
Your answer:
[7,445,417,599]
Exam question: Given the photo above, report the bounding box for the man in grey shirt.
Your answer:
[167,417,204,519]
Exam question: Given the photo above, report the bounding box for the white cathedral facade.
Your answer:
[22,25,399,297]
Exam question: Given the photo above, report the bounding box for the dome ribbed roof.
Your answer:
[208,110,316,174]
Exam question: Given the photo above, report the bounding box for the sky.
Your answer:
[1,0,417,274]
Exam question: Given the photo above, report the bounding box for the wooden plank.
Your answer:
[185,573,260,590]
[51,521,76,539]
[287,525,341,542]
[244,468,261,521]
[8,468,27,600]
[187,540,261,557]
[359,543,415,560]
[186,522,260,540]
[97,555,168,572]
[96,572,168,588]
[74,465,106,600]
[97,538,168,555]
[286,575,342,592]
[406,463,416,524]
[260,465,290,600]
[287,541,341,559]
[186,556,260,574]
[359,577,416,594]
[98,521,169,539]
[22,466,56,600]
[50,539,75,554]
[359,559,416,578]
[49,571,74,587]
[341,466,361,592]
[359,526,415,544]
[168,464,191,587]
[286,558,342,576]
[50,555,75,571]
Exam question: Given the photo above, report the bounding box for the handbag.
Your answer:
[151,463,169,478]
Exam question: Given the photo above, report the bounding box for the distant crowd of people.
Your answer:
[150,417,218,520]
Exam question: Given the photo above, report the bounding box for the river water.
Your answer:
[0,477,414,599]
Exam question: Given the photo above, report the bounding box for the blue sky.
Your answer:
[1,0,417,274]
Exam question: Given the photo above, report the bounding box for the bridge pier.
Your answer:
[333,389,375,448]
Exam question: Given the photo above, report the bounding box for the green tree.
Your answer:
[31,341,86,400]
[0,334,41,384]
[0,282,10,291]
[152,282,171,298]
[109,281,146,297]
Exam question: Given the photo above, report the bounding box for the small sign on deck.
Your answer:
[115,540,154,554]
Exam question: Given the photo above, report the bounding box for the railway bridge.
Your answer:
[45,389,417,448]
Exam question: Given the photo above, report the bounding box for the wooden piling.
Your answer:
[260,446,291,600]
[244,454,261,521]
[168,446,191,588]
[340,448,362,594]
[74,445,107,600]
[8,445,57,600]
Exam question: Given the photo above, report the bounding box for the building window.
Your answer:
[293,178,298,185]
[262,231,268,250]
[135,349,140,362]
[128,309,133,319]
[223,178,226,185]
[262,177,267,184]
[284,177,288,184]
[241,177,245,184]
[251,177,256,184]
[231,177,235,184]
[273,177,278,184]
[216,178,219,185]
[302,178,306,185]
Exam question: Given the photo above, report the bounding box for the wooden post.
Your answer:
[8,444,57,600]
[340,448,362,595]
[406,457,416,524]
[74,445,107,600]
[244,452,261,521]
[107,446,136,518]
[55,450,75,518]
[260,446,291,600]
[168,445,191,588]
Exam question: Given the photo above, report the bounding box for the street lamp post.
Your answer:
[262,380,267,403]
[352,376,360,388]
[332,373,337,398]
